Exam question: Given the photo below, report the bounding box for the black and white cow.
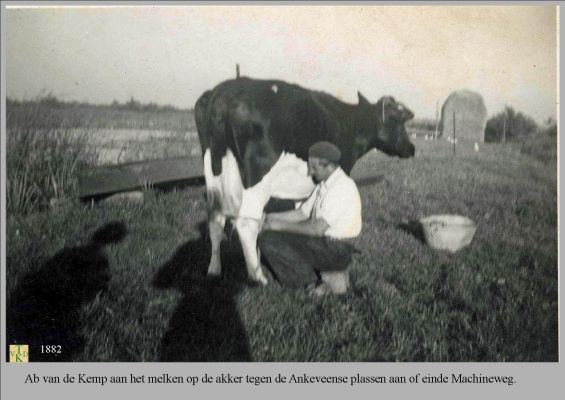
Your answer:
[195,77,415,284]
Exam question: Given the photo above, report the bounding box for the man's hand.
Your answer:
[259,212,267,232]
[261,214,329,237]
[260,213,270,232]
[261,214,282,232]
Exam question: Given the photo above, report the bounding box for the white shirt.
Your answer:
[299,167,362,239]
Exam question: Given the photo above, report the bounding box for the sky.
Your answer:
[5,5,558,123]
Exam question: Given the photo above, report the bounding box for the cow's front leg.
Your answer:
[207,211,226,277]
[235,217,268,285]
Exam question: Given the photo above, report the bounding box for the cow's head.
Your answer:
[357,92,415,158]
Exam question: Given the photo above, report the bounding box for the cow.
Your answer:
[195,77,415,284]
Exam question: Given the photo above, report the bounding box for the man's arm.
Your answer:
[263,216,329,237]
[265,208,309,223]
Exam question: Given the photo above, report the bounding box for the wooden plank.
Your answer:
[77,155,387,200]
[77,157,203,199]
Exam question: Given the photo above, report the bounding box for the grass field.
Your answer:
[5,134,558,362]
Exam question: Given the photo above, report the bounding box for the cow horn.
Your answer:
[357,91,370,106]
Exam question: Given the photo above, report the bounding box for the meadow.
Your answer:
[5,99,558,362]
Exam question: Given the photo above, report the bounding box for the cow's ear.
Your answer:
[358,91,370,106]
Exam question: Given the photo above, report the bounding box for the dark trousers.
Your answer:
[257,231,357,288]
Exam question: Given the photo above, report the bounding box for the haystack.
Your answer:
[441,90,487,143]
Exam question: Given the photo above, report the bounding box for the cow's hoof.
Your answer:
[254,273,268,285]
[259,276,269,286]
[247,270,268,285]
[251,264,272,286]
[207,266,221,278]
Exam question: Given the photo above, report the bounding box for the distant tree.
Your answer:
[539,117,557,137]
[6,98,20,107]
[484,106,538,142]
[162,105,177,112]
[545,124,557,137]
[38,93,64,109]
[406,118,437,131]
[142,102,160,112]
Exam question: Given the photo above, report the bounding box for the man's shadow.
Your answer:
[6,222,127,362]
[153,221,251,362]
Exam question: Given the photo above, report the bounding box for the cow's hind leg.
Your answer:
[207,211,225,277]
[235,217,268,285]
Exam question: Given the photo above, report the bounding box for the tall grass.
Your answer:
[6,100,98,215]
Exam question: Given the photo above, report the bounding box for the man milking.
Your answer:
[258,141,362,296]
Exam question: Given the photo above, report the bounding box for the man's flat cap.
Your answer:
[308,141,341,163]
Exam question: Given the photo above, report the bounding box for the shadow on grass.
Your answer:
[153,222,251,362]
[6,222,127,362]
[397,220,427,245]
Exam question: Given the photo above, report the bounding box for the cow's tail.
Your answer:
[195,90,212,153]
[203,148,221,216]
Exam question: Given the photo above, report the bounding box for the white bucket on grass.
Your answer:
[420,214,477,253]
